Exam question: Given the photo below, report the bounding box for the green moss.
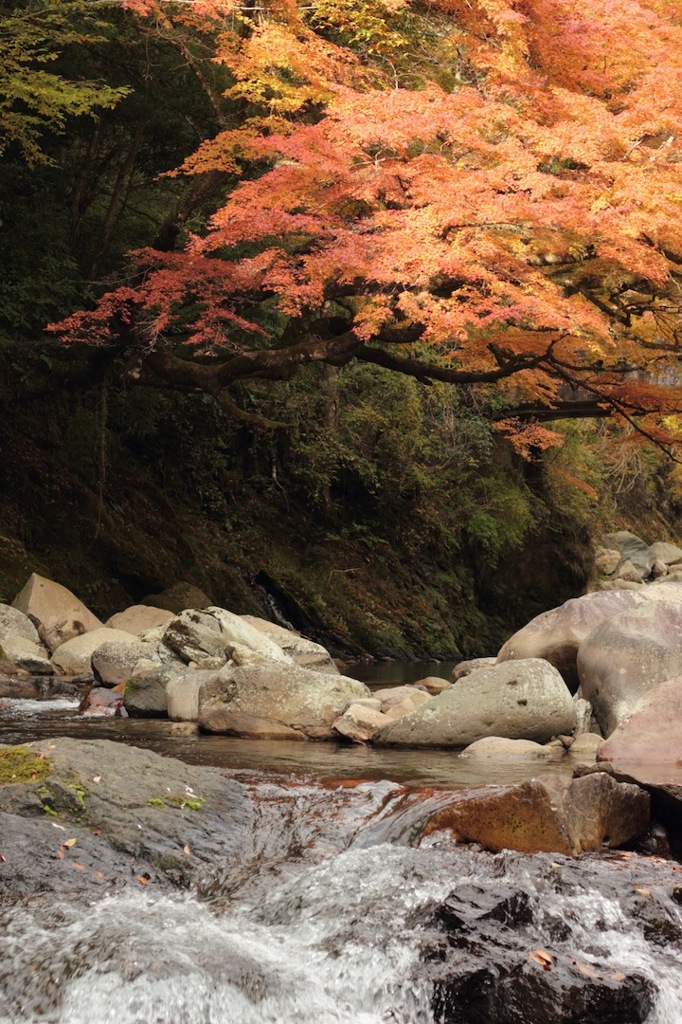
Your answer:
[147,794,205,811]
[0,746,51,784]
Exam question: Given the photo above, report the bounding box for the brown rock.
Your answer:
[333,705,388,743]
[414,675,451,695]
[141,582,212,613]
[105,605,174,634]
[421,773,649,854]
[12,573,103,637]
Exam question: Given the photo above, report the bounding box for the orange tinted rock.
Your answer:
[422,773,649,855]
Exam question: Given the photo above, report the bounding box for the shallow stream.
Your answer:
[2,685,682,1023]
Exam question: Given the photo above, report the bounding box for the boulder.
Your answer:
[38,615,89,654]
[596,676,682,765]
[594,546,621,575]
[242,616,339,673]
[577,601,682,735]
[460,737,558,759]
[141,582,212,613]
[91,640,165,687]
[333,705,388,743]
[602,530,655,577]
[452,657,496,681]
[161,609,231,666]
[123,661,181,717]
[421,772,649,854]
[206,608,293,664]
[0,605,40,644]
[51,627,140,677]
[78,687,127,717]
[414,675,451,695]
[0,635,52,675]
[166,670,216,722]
[374,659,575,748]
[198,663,370,740]
[568,732,604,760]
[648,541,682,567]
[105,605,174,634]
[12,573,103,635]
[497,590,650,690]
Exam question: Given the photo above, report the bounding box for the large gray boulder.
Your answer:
[602,531,655,578]
[206,608,293,664]
[161,609,232,667]
[374,659,575,748]
[647,541,682,568]
[496,590,649,691]
[92,640,168,687]
[12,573,103,636]
[198,663,370,739]
[51,628,141,677]
[577,601,682,736]
[123,661,183,717]
[241,615,338,673]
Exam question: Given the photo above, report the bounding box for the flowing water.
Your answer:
[2,696,682,1023]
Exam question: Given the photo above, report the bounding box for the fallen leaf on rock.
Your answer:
[0,852,6,863]
[94,871,104,879]
[72,862,86,872]
[56,846,65,860]
[610,972,627,982]
[183,844,191,856]
[92,776,101,783]
[529,950,553,969]
[633,887,651,896]
[52,823,66,831]
[572,959,602,979]
[63,838,77,848]
[138,875,149,885]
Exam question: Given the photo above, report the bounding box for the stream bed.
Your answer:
[2,695,682,1023]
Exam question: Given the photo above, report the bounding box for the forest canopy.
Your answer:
[12,0,682,453]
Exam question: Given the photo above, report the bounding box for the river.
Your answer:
[1,691,682,1023]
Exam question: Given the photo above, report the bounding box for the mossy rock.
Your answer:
[0,746,52,784]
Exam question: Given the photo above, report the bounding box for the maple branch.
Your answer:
[356,346,547,383]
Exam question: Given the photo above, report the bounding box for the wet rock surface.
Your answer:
[424,852,682,1024]
[0,737,253,899]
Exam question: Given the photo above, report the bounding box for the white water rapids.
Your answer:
[2,777,682,1024]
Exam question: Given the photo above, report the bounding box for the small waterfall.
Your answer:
[2,768,682,1024]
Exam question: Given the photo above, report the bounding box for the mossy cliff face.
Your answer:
[0,354,595,658]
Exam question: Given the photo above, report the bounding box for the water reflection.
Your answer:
[0,709,576,789]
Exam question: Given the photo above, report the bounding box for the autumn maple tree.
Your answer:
[53,0,682,450]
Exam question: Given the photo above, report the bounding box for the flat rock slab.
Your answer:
[0,738,253,898]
